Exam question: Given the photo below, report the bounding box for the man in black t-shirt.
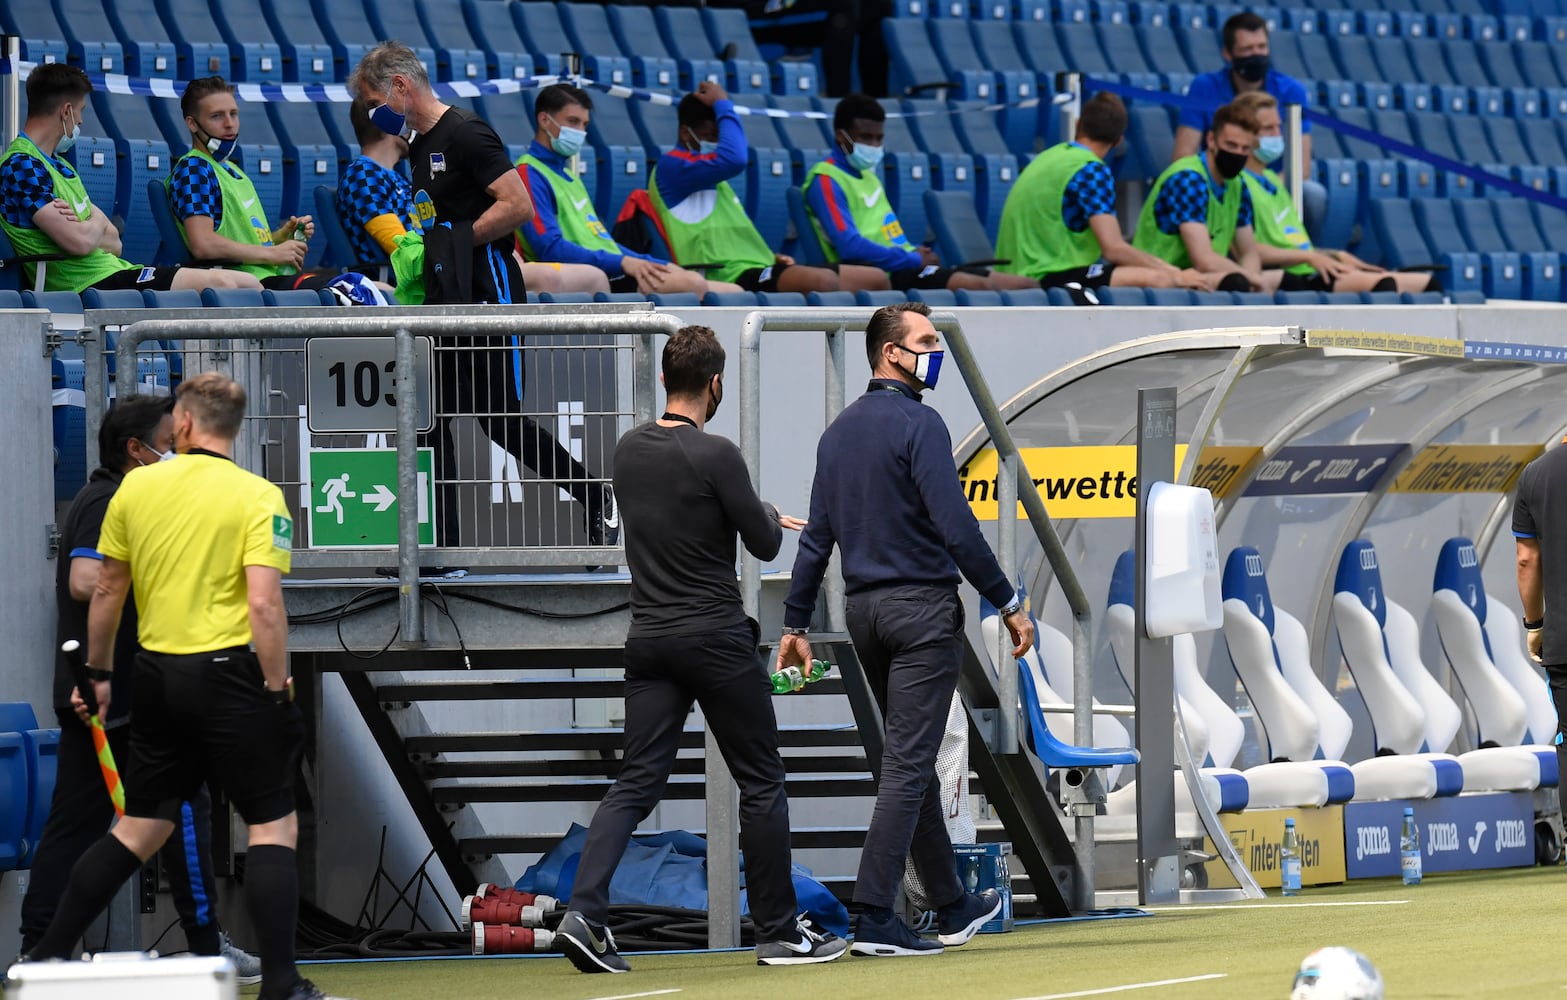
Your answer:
[19,395,258,979]
[348,42,617,553]
[554,326,846,974]
[1512,447,1567,825]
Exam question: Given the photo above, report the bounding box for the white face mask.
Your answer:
[138,439,176,465]
[58,106,81,155]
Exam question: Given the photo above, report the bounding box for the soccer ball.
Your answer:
[1289,947,1384,1000]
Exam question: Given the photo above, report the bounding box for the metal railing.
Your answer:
[80,305,680,621]
[735,308,1104,907]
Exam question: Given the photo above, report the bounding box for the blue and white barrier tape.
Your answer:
[1081,75,1567,215]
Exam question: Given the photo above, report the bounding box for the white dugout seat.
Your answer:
[1223,546,1453,802]
[1333,539,1543,794]
[1429,537,1559,789]
[1105,550,1345,814]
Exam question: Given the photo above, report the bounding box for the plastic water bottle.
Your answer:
[1280,817,1302,897]
[770,660,831,694]
[1401,807,1422,886]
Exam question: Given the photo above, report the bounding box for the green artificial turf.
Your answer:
[279,866,1560,999]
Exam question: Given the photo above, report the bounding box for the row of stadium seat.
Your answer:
[896,0,1566,46]
[0,704,60,873]
[0,0,811,92]
[888,18,1567,115]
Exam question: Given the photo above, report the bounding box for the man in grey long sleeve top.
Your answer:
[779,301,1034,957]
[556,325,846,974]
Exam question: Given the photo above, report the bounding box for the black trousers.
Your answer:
[567,621,799,943]
[427,336,600,548]
[19,709,222,954]
[1546,663,1567,825]
[845,584,967,911]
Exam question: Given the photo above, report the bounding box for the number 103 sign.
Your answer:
[305,336,434,433]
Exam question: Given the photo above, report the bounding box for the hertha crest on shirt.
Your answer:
[430,152,446,173]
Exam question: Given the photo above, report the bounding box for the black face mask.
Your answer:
[705,376,723,421]
[1232,54,1270,83]
[1213,148,1249,180]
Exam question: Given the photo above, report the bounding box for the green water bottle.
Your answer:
[771,666,805,694]
[803,659,830,683]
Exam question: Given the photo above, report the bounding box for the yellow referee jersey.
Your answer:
[97,452,292,655]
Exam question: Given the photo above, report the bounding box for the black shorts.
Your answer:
[888,265,959,291]
[124,646,304,826]
[261,270,338,292]
[734,262,837,292]
[1038,262,1115,290]
[608,273,641,295]
[89,265,181,292]
[1279,270,1331,293]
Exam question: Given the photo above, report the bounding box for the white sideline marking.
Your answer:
[1146,900,1410,912]
[583,991,682,1000]
[1012,973,1228,998]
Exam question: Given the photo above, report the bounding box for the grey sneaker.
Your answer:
[218,932,262,986]
[756,916,848,966]
[557,909,629,974]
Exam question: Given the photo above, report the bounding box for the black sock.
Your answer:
[245,844,301,999]
[185,921,221,956]
[1425,272,1444,293]
[29,836,143,960]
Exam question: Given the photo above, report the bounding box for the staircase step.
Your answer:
[460,825,877,857]
[423,754,870,779]
[431,775,878,804]
[404,725,865,754]
[378,677,847,701]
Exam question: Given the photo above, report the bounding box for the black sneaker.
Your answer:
[756,916,849,966]
[278,978,356,1000]
[557,909,629,974]
[849,910,944,958]
[936,888,1002,946]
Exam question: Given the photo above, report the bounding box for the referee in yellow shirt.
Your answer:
[18,373,344,1000]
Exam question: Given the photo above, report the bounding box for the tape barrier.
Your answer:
[0,57,1064,120]
[1080,74,1567,215]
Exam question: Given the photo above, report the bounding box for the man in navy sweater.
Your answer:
[779,301,1034,957]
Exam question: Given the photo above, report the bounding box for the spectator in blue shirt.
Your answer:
[1172,12,1327,240]
[515,84,735,297]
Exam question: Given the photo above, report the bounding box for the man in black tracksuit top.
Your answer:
[556,325,846,973]
[1512,447,1567,823]
[348,41,615,551]
[779,301,1035,957]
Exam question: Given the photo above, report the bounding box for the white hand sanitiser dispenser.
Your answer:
[1144,481,1222,637]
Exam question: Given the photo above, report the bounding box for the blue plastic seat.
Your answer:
[1009,625,1139,771]
[1455,199,1550,301]
[608,5,719,92]
[1274,290,1326,305]
[559,3,666,90]
[704,6,815,95]
[702,292,761,307]
[315,185,373,270]
[97,0,176,77]
[930,19,1018,105]
[0,1,70,64]
[1411,199,1490,296]
[923,190,1000,268]
[263,289,325,307]
[955,289,1004,307]
[648,292,701,308]
[787,186,829,267]
[805,291,858,307]
[874,110,933,245]
[0,733,27,871]
[211,0,304,83]
[951,106,1021,233]
[153,0,244,80]
[754,291,808,307]
[80,288,148,311]
[907,288,956,307]
[1124,104,1175,186]
[907,103,978,201]
[855,290,908,306]
[537,291,596,304]
[1001,288,1052,306]
[768,96,832,185]
[656,6,764,94]
[314,0,433,81]
[884,20,978,99]
[1098,286,1149,306]
[51,0,126,73]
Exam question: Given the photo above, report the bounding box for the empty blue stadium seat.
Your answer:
[315,0,434,81]
[154,0,242,80]
[51,0,126,73]
[1368,198,1432,270]
[0,2,70,65]
[67,136,120,232]
[609,5,720,92]
[20,727,59,866]
[1400,291,1443,305]
[1274,290,1326,305]
[906,102,978,201]
[537,291,596,303]
[1315,158,1360,251]
[257,0,335,83]
[560,3,669,91]
[1413,199,1492,295]
[874,109,934,244]
[88,94,173,266]
[908,288,957,307]
[0,733,26,871]
[201,289,267,308]
[786,186,827,267]
[1001,288,1052,306]
[496,1,566,78]
[1146,288,1196,306]
[147,178,190,268]
[702,292,762,307]
[594,291,653,303]
[98,0,177,77]
[955,289,1004,306]
[262,289,324,307]
[404,0,493,82]
[80,289,148,311]
[703,7,815,95]
[805,291,858,306]
[932,19,1020,105]
[657,7,765,94]
[885,19,984,99]
[952,107,1022,233]
[856,290,910,306]
[755,291,808,307]
[0,291,23,307]
[924,190,1000,268]
[1098,286,1149,306]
